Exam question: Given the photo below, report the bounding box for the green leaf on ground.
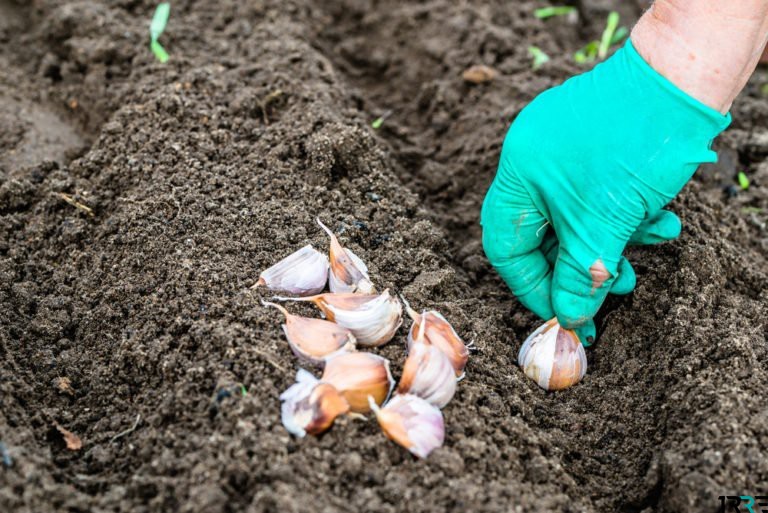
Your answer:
[737,171,750,190]
[534,6,576,19]
[528,46,550,70]
[574,41,599,64]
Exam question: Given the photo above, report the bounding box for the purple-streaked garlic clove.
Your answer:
[403,298,469,378]
[256,244,328,296]
[518,318,587,391]
[279,369,350,437]
[322,352,394,412]
[317,219,375,294]
[397,342,456,408]
[273,290,402,347]
[369,394,445,459]
[261,300,356,366]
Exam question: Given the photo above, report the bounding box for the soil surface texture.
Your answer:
[1,1,767,512]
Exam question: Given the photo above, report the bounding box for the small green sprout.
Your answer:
[598,12,620,59]
[150,3,171,63]
[737,171,750,190]
[574,41,599,64]
[528,46,550,70]
[761,83,768,97]
[534,6,577,19]
[741,206,763,214]
[371,110,392,130]
[574,13,627,64]
[239,384,247,397]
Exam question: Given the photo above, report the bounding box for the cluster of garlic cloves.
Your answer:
[256,245,329,296]
[518,318,587,391]
[261,219,472,459]
[261,300,355,366]
[317,219,375,294]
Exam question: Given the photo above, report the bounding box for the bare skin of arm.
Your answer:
[632,0,768,114]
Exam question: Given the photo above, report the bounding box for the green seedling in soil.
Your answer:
[761,83,768,97]
[738,171,750,190]
[574,13,627,64]
[150,2,171,63]
[528,46,550,70]
[740,206,763,214]
[371,110,392,129]
[534,6,576,19]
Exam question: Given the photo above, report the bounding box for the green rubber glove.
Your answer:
[481,40,730,345]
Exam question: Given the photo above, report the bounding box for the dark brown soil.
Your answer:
[1,1,767,512]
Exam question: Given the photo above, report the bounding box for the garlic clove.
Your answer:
[256,245,329,296]
[322,352,394,412]
[324,289,402,347]
[317,219,375,294]
[262,301,356,366]
[279,369,350,437]
[397,342,457,408]
[369,394,445,459]
[403,298,469,378]
[272,292,378,321]
[517,318,587,391]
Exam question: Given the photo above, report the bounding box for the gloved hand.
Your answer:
[481,40,730,345]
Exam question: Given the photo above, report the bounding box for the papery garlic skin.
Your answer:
[257,245,329,296]
[397,343,456,408]
[322,352,394,412]
[370,394,445,459]
[317,219,375,294]
[325,290,402,347]
[518,318,587,391]
[262,301,356,366]
[404,301,469,378]
[279,369,350,437]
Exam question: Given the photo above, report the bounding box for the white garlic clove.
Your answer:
[369,394,445,459]
[261,301,356,366]
[317,219,375,294]
[324,290,402,347]
[279,369,350,437]
[397,343,457,408]
[403,298,469,378]
[322,352,394,412]
[256,245,329,296]
[518,318,587,391]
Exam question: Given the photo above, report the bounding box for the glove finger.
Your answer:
[628,209,681,245]
[481,181,554,320]
[551,228,629,330]
[609,257,637,295]
[543,231,635,296]
[574,320,596,347]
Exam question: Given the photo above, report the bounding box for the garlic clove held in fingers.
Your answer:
[274,291,402,347]
[370,394,445,459]
[261,301,356,366]
[518,318,587,391]
[404,299,469,378]
[256,245,329,296]
[280,369,350,437]
[397,343,456,408]
[322,352,394,412]
[317,218,375,294]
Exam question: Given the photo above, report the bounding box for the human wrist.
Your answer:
[631,0,768,114]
